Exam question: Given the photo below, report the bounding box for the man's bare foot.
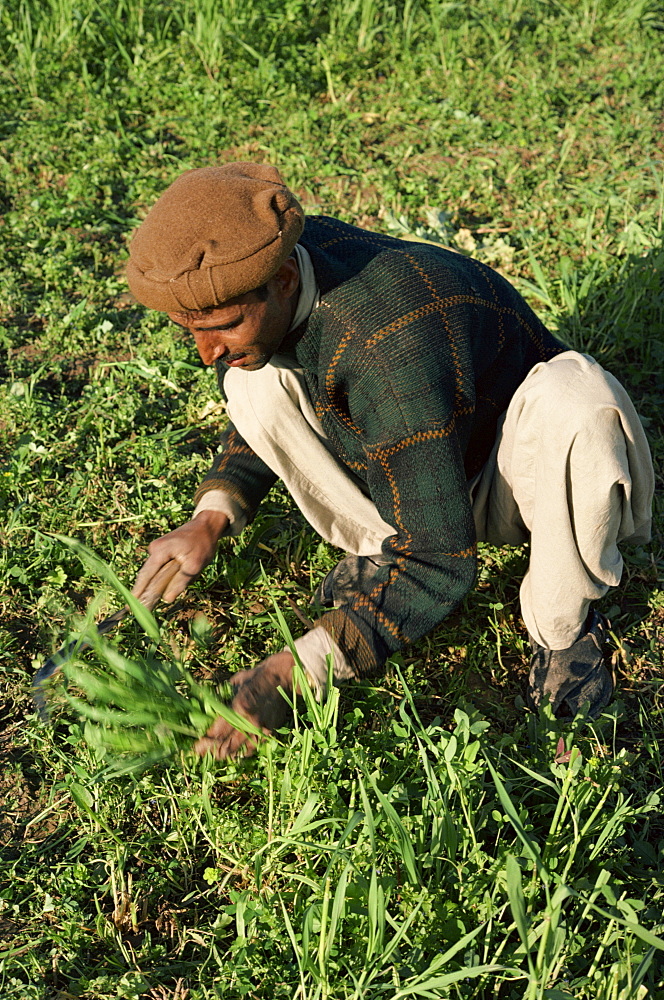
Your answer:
[194,650,295,760]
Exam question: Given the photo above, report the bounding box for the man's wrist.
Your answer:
[291,628,354,692]
[193,488,248,536]
[262,650,296,693]
[193,508,230,539]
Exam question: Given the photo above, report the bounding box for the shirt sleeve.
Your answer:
[193,358,278,525]
[193,487,249,536]
[290,628,354,694]
[315,428,477,676]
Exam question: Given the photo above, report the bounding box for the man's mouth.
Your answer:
[226,353,248,367]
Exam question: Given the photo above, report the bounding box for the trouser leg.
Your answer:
[474,351,654,648]
[224,357,394,610]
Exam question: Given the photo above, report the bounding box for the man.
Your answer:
[126,162,654,758]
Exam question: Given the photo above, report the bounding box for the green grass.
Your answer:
[1,0,663,997]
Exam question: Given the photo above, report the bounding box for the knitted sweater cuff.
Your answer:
[316,610,383,677]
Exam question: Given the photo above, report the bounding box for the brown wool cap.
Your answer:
[126,162,305,312]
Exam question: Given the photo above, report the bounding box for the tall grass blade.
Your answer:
[367,774,418,884]
[52,534,161,642]
[483,752,549,885]
[505,854,535,975]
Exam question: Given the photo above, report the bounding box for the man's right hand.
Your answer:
[132,509,230,605]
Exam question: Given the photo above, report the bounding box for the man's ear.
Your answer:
[271,256,300,300]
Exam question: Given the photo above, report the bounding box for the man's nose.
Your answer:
[194,332,226,366]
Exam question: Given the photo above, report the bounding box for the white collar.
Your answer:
[288,244,320,332]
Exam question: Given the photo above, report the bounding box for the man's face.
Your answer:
[169,258,300,371]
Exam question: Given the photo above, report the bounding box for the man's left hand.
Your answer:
[194,650,296,759]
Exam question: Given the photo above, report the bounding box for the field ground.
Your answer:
[1,1,663,997]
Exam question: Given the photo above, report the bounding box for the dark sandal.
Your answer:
[527,610,614,719]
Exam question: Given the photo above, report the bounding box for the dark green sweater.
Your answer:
[195,217,564,674]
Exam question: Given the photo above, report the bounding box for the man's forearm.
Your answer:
[192,507,233,541]
[193,422,278,525]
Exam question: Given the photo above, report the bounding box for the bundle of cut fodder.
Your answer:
[43,537,261,774]
[61,643,258,774]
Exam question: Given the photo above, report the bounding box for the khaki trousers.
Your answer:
[224,351,654,650]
